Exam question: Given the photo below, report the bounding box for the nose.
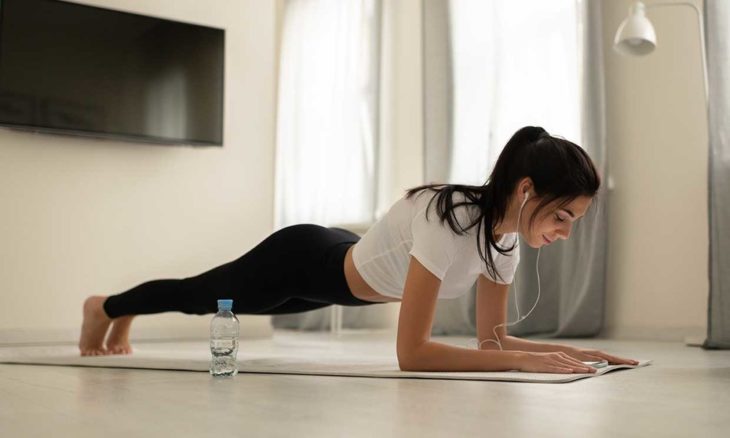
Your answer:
[556,223,572,240]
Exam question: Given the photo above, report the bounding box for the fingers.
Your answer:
[613,357,640,365]
[549,364,591,374]
[571,348,640,366]
[559,352,596,369]
[589,351,639,365]
[554,353,596,373]
[533,350,639,374]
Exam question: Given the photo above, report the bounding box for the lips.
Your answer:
[543,235,552,244]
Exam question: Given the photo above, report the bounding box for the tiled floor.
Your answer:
[0,330,728,438]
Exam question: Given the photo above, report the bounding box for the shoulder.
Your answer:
[504,232,519,247]
[496,232,520,255]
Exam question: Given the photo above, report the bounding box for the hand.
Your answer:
[562,346,639,366]
[515,351,599,374]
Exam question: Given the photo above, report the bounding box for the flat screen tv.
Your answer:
[0,0,224,146]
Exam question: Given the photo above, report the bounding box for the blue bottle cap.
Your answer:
[217,299,233,311]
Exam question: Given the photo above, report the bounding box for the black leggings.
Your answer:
[102,224,379,318]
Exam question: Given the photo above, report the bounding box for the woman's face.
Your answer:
[520,196,593,248]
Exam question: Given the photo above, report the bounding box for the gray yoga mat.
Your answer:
[0,340,651,383]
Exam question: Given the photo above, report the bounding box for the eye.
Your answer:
[555,214,566,223]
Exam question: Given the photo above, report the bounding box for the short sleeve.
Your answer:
[408,205,458,280]
[482,235,521,285]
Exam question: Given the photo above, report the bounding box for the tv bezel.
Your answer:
[0,0,225,147]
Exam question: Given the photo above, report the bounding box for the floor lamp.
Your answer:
[613,1,708,100]
[613,0,709,347]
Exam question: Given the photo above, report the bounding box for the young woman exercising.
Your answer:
[79,125,639,373]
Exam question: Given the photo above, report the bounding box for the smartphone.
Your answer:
[583,360,609,368]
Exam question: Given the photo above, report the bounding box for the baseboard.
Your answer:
[599,325,707,344]
[0,316,273,346]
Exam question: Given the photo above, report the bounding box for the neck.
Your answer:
[492,197,522,237]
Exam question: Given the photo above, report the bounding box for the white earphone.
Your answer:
[473,187,543,352]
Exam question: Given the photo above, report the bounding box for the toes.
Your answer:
[81,348,108,356]
[107,346,132,355]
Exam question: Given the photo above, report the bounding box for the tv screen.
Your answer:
[0,0,224,146]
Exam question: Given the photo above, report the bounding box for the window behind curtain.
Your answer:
[275,0,380,230]
[448,0,580,185]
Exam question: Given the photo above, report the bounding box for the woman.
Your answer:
[79,125,639,374]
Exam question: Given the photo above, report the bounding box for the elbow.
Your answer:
[397,344,425,371]
[398,355,417,372]
[398,357,420,372]
[397,349,414,371]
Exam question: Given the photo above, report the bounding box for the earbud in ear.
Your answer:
[519,191,530,209]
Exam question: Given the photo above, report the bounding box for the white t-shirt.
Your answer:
[352,189,520,299]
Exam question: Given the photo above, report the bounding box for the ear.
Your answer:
[517,177,534,199]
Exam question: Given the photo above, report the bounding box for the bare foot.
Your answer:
[105,315,135,355]
[79,296,112,356]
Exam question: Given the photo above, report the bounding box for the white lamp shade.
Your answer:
[614,2,657,56]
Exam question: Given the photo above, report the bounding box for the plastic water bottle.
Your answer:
[210,299,239,377]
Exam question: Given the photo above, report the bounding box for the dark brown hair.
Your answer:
[405,126,600,283]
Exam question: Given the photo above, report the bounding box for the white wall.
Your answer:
[601,0,708,341]
[0,0,276,343]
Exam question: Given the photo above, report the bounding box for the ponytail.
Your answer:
[405,125,600,283]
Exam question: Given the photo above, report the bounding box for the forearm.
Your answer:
[399,340,522,372]
[500,335,571,353]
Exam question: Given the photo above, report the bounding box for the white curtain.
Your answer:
[272,0,384,331]
[447,0,581,185]
[275,0,380,229]
[424,0,608,338]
